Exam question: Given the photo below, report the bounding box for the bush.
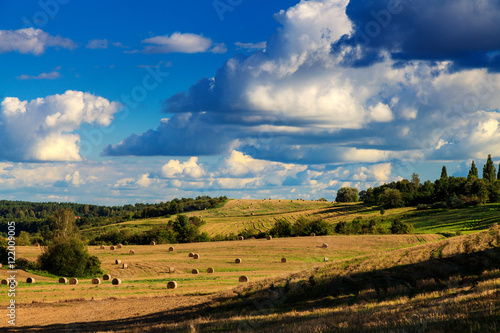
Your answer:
[390,219,414,234]
[38,237,102,277]
[446,193,463,208]
[269,219,294,238]
[293,216,313,236]
[335,221,350,235]
[308,219,334,236]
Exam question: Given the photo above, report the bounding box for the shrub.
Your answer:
[308,219,334,236]
[335,221,350,235]
[390,219,414,234]
[38,237,102,277]
[446,193,463,208]
[269,219,294,238]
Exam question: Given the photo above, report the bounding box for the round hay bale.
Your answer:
[322,243,328,248]
[117,244,123,249]
[69,278,79,285]
[207,267,214,273]
[168,246,175,252]
[235,258,242,264]
[100,245,105,250]
[310,233,316,237]
[167,281,177,289]
[267,235,272,240]
[122,263,128,269]
[192,269,199,274]
[110,246,116,251]
[324,257,329,262]
[188,252,194,257]
[238,236,244,240]
[115,259,122,265]
[168,267,175,273]
[150,241,156,246]
[26,277,35,283]
[281,258,287,263]
[58,277,68,284]
[4,280,18,287]
[103,274,111,281]
[1,279,8,285]
[129,249,135,255]
[112,278,121,285]
[92,278,101,285]
[34,242,40,247]
[239,276,249,283]
[193,254,200,260]
[250,212,254,216]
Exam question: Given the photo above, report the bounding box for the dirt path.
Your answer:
[3,294,213,331]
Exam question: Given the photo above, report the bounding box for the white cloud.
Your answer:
[0,91,120,161]
[0,28,76,55]
[161,157,206,178]
[369,103,394,122]
[142,32,224,54]
[136,173,153,188]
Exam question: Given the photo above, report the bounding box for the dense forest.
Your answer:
[0,196,227,237]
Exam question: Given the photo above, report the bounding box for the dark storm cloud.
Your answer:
[337,0,500,70]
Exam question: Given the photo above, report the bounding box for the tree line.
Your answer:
[336,154,500,209]
[0,196,227,237]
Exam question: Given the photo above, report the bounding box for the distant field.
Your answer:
[81,200,500,240]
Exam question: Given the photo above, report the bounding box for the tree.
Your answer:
[440,166,448,179]
[48,208,79,239]
[335,187,359,203]
[472,179,489,204]
[379,188,403,208]
[468,161,478,181]
[482,154,497,183]
[38,237,102,277]
[498,163,500,180]
[411,173,420,191]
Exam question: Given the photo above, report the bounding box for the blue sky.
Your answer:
[1,0,500,205]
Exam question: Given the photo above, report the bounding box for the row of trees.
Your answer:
[0,196,227,237]
[336,154,500,208]
[265,216,413,238]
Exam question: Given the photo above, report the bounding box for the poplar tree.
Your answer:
[468,161,478,180]
[482,154,497,183]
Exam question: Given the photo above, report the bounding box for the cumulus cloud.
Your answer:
[142,32,225,54]
[0,28,76,55]
[104,0,500,165]
[161,157,206,179]
[0,91,120,161]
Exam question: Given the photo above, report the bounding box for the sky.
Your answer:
[1,0,500,205]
